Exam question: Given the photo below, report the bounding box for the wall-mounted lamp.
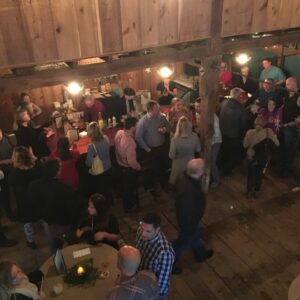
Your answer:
[158,66,173,78]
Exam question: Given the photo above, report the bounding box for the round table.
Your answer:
[40,243,119,300]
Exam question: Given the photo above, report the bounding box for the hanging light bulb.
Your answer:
[235,53,251,65]
[158,66,173,78]
[67,81,83,95]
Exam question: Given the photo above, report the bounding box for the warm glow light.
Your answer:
[158,66,173,78]
[145,68,151,74]
[77,266,85,275]
[67,82,83,95]
[235,53,251,65]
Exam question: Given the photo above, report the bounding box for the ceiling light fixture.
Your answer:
[235,53,251,65]
[67,81,83,95]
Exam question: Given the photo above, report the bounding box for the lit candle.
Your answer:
[77,266,85,275]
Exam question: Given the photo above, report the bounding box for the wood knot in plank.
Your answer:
[123,27,130,35]
[56,26,61,33]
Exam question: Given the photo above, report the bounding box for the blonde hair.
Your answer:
[87,122,104,141]
[174,116,192,138]
[12,146,36,169]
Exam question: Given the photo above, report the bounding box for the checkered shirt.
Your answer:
[136,228,175,296]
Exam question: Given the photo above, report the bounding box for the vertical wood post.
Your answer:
[199,0,223,192]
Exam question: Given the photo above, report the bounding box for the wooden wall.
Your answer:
[0,0,212,68]
[222,0,300,37]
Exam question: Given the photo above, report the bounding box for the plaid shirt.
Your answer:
[106,270,159,300]
[136,229,175,296]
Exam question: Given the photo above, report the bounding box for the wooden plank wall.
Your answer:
[222,0,300,37]
[0,0,211,68]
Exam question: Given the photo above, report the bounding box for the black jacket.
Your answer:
[220,98,247,139]
[175,172,206,233]
[28,178,76,226]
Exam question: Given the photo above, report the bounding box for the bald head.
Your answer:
[118,246,141,277]
[186,158,205,179]
[286,77,298,92]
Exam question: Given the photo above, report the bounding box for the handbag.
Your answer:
[88,144,104,176]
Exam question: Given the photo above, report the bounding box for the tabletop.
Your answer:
[40,243,119,300]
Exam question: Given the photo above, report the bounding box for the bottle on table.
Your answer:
[98,112,104,129]
[112,116,117,127]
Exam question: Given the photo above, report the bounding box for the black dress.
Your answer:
[9,166,40,222]
[77,214,120,249]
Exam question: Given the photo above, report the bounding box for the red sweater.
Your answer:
[83,100,105,122]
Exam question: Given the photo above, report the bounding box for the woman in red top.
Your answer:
[219,62,232,89]
[55,137,80,191]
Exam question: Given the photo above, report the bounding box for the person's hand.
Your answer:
[38,291,47,300]
[44,127,55,138]
[158,126,167,134]
[76,227,90,238]
[94,231,107,241]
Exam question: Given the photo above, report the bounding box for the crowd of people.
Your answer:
[0,57,300,299]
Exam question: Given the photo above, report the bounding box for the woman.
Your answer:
[86,122,113,203]
[15,109,51,159]
[219,62,232,89]
[0,260,45,300]
[258,98,282,135]
[54,137,80,191]
[169,116,201,185]
[243,115,279,198]
[76,194,120,249]
[168,98,190,134]
[9,146,40,248]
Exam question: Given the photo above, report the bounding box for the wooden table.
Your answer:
[40,243,119,300]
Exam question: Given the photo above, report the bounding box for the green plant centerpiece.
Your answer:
[64,258,100,286]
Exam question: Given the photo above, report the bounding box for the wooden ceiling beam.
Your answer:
[2,28,300,93]
[0,43,210,93]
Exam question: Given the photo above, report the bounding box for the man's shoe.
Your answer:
[0,238,18,248]
[172,265,182,275]
[26,241,37,249]
[196,249,214,262]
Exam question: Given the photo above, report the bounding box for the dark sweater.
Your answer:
[175,172,206,233]
[282,91,300,123]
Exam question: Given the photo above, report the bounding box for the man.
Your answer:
[281,77,300,175]
[172,159,213,274]
[259,57,286,86]
[219,87,247,176]
[135,101,170,191]
[121,87,136,116]
[82,94,105,122]
[115,117,141,211]
[0,170,18,248]
[156,78,177,106]
[251,78,282,109]
[136,213,174,300]
[106,245,159,300]
[233,66,258,97]
[28,159,78,253]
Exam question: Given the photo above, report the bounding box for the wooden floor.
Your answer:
[1,164,300,300]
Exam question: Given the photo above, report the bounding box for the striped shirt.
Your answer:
[105,270,159,300]
[136,229,175,296]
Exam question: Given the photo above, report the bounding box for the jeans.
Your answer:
[246,160,265,192]
[211,143,221,184]
[173,227,207,261]
[120,166,139,209]
[23,220,50,244]
[281,126,299,171]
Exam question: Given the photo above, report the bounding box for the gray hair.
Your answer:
[230,87,242,100]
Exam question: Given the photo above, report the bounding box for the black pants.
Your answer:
[0,164,13,217]
[219,136,244,176]
[120,166,139,209]
[246,160,265,193]
[139,146,169,190]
